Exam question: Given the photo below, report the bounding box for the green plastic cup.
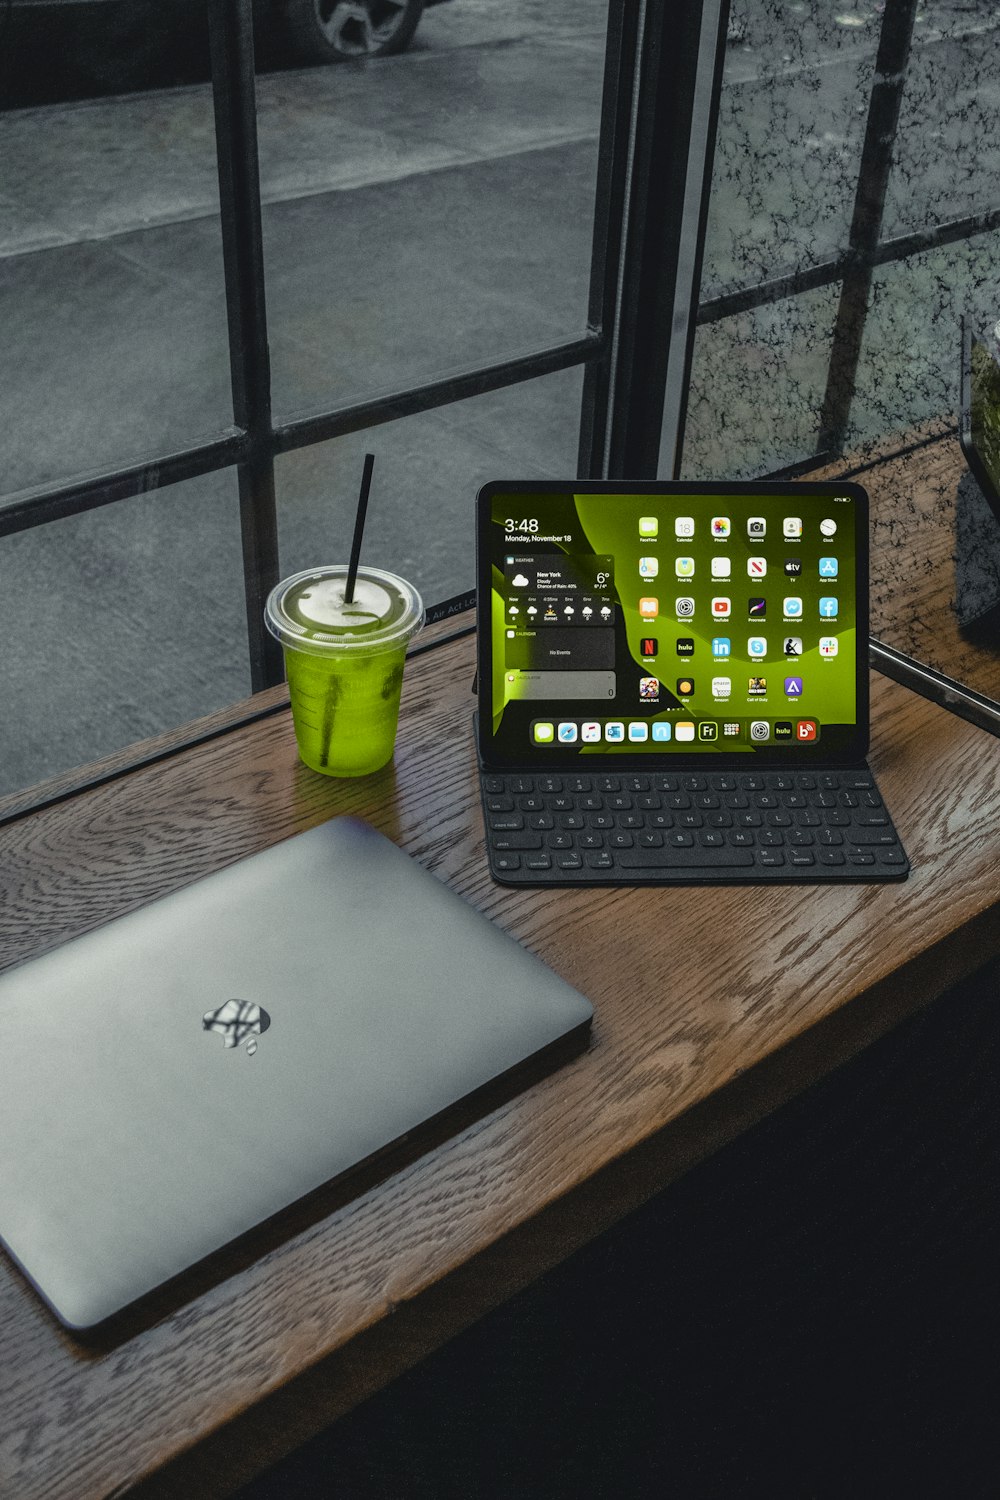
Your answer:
[265,565,424,777]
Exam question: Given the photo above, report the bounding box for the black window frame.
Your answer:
[3,0,999,821]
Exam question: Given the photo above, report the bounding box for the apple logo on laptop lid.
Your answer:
[203,999,271,1056]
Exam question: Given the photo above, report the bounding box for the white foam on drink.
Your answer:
[296,577,393,633]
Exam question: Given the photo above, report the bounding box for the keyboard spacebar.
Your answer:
[617,846,755,869]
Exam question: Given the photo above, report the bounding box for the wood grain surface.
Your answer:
[1,625,999,1500]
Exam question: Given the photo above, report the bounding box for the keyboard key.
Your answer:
[729,830,755,846]
[493,853,521,871]
[579,833,605,850]
[609,832,635,849]
[699,830,726,847]
[596,776,621,793]
[490,815,524,831]
[493,833,542,850]
[557,853,583,870]
[486,796,514,812]
[528,814,555,831]
[548,833,575,850]
[849,853,876,865]
[618,847,755,869]
[847,830,898,846]
[667,831,695,848]
[565,777,592,794]
[537,776,563,793]
[509,776,534,794]
[589,812,616,830]
[526,854,552,871]
[759,830,784,846]
[819,849,846,865]
[790,851,815,866]
[586,851,615,869]
[639,831,664,848]
[877,849,907,865]
[758,850,785,866]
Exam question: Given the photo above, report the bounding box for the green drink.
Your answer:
[265,565,424,777]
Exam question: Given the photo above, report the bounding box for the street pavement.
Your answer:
[0,0,997,795]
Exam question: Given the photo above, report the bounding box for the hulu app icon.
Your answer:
[639,516,658,538]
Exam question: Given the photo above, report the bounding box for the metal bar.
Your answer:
[208,0,282,691]
[662,0,730,478]
[0,431,247,539]
[870,638,1000,737]
[817,0,920,456]
[576,0,643,479]
[272,335,603,455]
[605,0,727,479]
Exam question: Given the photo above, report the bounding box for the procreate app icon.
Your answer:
[748,597,766,618]
[711,516,731,537]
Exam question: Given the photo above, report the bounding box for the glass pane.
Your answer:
[275,366,585,604]
[258,3,609,417]
[848,230,1000,455]
[682,287,839,479]
[0,10,232,497]
[702,3,876,299]
[0,470,250,799]
[883,10,999,241]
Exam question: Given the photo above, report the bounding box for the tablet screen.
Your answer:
[477,482,868,765]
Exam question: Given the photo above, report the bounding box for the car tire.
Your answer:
[283,0,426,63]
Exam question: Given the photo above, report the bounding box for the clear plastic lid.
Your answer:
[264,565,424,656]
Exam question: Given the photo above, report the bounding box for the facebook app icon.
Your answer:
[819,597,839,619]
[712,636,731,657]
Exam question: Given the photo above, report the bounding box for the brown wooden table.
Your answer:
[2,444,999,1500]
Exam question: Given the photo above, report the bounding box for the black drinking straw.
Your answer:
[344,453,375,603]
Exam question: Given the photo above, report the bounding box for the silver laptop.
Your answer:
[0,817,592,1331]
